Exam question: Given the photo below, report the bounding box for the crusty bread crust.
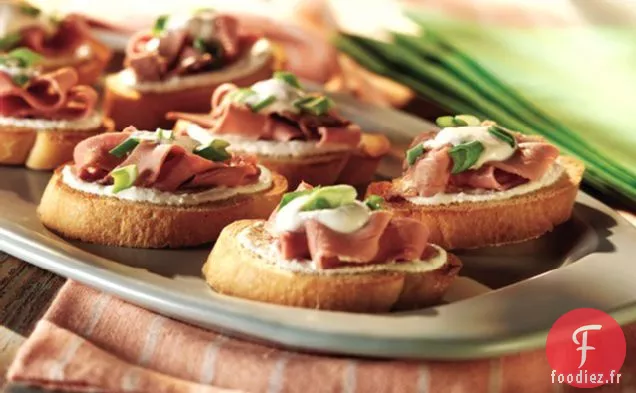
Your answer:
[0,119,114,170]
[366,156,585,250]
[38,169,288,248]
[40,38,112,86]
[203,220,462,313]
[103,56,274,131]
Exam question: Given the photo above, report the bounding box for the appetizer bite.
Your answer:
[169,72,391,189]
[203,183,461,313]
[0,48,111,170]
[0,1,111,85]
[104,9,274,130]
[38,127,287,248]
[367,115,585,249]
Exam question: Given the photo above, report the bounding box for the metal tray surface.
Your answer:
[1,99,635,360]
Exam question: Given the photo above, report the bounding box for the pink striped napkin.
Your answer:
[7,281,636,393]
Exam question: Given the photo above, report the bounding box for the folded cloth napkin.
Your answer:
[7,281,636,393]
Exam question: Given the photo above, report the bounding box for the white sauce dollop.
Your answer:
[238,222,449,275]
[243,78,304,115]
[272,195,371,234]
[0,2,56,38]
[61,164,273,206]
[423,126,516,169]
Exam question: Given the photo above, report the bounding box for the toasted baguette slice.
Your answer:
[366,156,585,250]
[38,169,288,248]
[103,44,274,130]
[0,119,113,170]
[40,38,113,86]
[203,220,462,313]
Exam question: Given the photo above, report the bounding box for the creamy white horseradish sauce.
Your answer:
[241,78,304,115]
[0,112,103,130]
[238,222,448,275]
[118,38,273,93]
[407,160,565,206]
[423,126,515,169]
[186,123,351,158]
[272,195,371,234]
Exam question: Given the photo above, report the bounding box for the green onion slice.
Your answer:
[227,88,256,104]
[364,195,384,211]
[273,71,301,89]
[0,33,21,51]
[19,4,41,16]
[2,47,42,68]
[111,165,138,194]
[454,114,481,126]
[436,114,481,128]
[109,137,140,158]
[406,143,425,166]
[448,141,485,174]
[153,15,169,35]
[279,188,314,209]
[249,95,276,112]
[297,96,333,116]
[155,128,174,141]
[11,74,30,86]
[194,139,231,162]
[488,125,517,148]
[301,185,357,211]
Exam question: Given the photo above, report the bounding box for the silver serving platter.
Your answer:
[1,96,636,360]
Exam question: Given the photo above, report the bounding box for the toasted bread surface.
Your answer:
[0,119,113,170]
[203,220,462,313]
[366,156,585,250]
[103,55,274,130]
[38,169,288,248]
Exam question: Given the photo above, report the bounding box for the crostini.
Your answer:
[38,127,287,248]
[168,71,391,188]
[0,1,111,85]
[367,115,585,250]
[0,48,112,170]
[203,183,461,312]
[103,9,274,130]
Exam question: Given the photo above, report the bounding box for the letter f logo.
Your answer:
[572,324,602,368]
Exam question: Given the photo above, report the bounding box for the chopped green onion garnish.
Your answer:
[436,114,481,128]
[0,33,21,51]
[292,96,314,109]
[194,139,231,162]
[109,137,140,158]
[279,188,315,209]
[111,165,138,194]
[454,115,480,126]
[155,128,174,141]
[249,95,276,112]
[4,47,42,68]
[273,71,301,89]
[19,4,41,16]
[488,125,517,148]
[228,88,256,104]
[301,185,357,211]
[11,74,30,86]
[406,144,425,166]
[193,37,206,53]
[153,15,169,35]
[448,140,485,174]
[364,195,384,211]
[297,96,333,116]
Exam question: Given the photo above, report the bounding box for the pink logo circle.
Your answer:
[546,308,626,388]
